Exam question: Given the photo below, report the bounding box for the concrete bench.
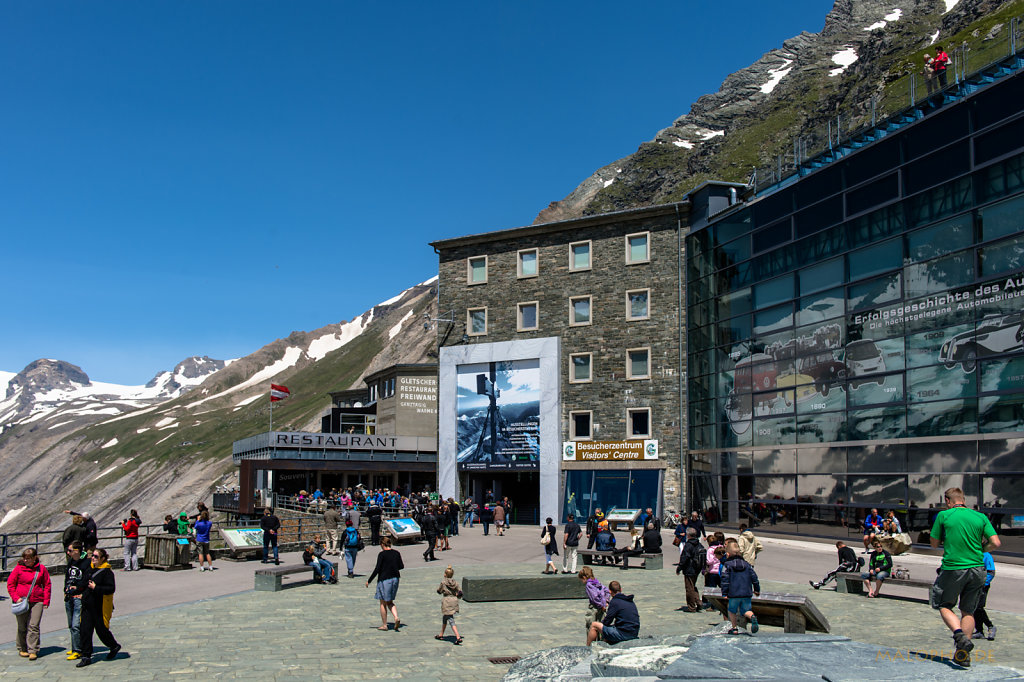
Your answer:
[461,574,586,602]
[254,562,339,591]
[835,571,933,597]
[578,549,663,569]
[703,588,830,634]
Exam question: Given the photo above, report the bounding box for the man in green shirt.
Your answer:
[930,487,1000,668]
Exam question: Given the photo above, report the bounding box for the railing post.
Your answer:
[1,533,7,571]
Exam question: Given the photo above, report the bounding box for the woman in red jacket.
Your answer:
[121,510,141,571]
[7,547,52,660]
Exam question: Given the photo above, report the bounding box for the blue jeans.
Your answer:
[311,558,334,582]
[65,597,82,653]
[482,521,490,535]
[463,511,475,527]
[344,547,358,575]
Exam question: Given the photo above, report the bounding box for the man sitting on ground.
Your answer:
[810,540,862,589]
[586,580,639,646]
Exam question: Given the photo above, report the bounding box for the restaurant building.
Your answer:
[226,364,438,515]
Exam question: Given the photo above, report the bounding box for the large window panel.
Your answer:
[906,323,973,368]
[797,287,845,326]
[752,416,797,446]
[849,475,907,505]
[979,233,1024,277]
[979,194,1024,242]
[907,365,976,403]
[847,405,906,440]
[720,236,751,267]
[797,474,848,503]
[796,224,847,265]
[753,476,797,500]
[980,356,1024,395]
[796,411,846,443]
[754,273,795,308]
[848,238,902,281]
[717,287,753,320]
[979,394,1024,433]
[799,447,847,474]
[908,177,972,228]
[847,204,904,248]
[905,215,972,264]
[976,151,1024,203]
[980,438,1024,473]
[908,440,977,473]
[753,448,797,474]
[982,476,1024,509]
[904,251,974,298]
[798,258,843,297]
[909,473,978,508]
[754,303,794,335]
[847,374,904,406]
[847,271,901,312]
[848,444,907,473]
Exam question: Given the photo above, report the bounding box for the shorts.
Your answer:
[601,625,636,644]
[932,566,985,613]
[861,571,889,582]
[727,597,752,614]
[442,614,457,625]
[197,542,210,554]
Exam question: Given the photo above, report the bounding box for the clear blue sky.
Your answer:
[1,0,833,384]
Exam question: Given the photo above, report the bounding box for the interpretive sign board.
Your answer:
[604,509,641,524]
[220,528,264,551]
[384,518,422,539]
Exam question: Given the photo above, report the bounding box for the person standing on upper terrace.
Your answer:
[933,45,950,88]
[930,486,1000,669]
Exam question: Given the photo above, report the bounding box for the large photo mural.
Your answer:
[717,270,1024,446]
[456,359,541,470]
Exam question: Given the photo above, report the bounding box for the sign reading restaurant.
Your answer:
[562,440,659,461]
[273,431,414,451]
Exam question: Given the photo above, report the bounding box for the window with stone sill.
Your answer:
[517,301,539,331]
[626,232,651,264]
[518,248,539,278]
[467,307,487,336]
[570,240,592,271]
[626,288,650,321]
[570,295,592,326]
[570,411,593,440]
[467,256,488,285]
[626,347,651,380]
[569,352,592,383]
[627,407,652,439]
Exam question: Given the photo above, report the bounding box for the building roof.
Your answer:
[363,363,438,384]
[429,201,690,251]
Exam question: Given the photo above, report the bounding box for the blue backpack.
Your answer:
[345,527,362,549]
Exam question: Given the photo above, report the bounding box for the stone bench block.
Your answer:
[461,574,586,602]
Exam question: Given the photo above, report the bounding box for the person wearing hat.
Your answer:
[594,520,617,565]
[586,508,605,550]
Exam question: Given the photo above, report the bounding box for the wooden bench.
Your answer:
[254,562,339,591]
[578,549,663,569]
[703,588,830,634]
[835,571,933,597]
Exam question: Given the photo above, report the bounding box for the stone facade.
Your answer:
[432,203,689,515]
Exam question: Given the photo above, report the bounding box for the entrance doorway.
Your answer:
[461,472,540,525]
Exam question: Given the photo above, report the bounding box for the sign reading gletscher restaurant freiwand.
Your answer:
[562,440,658,461]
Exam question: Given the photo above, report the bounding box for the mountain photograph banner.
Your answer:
[456,359,540,471]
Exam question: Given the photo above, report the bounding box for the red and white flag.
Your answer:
[270,384,290,402]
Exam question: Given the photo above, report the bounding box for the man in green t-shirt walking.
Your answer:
[930,487,1001,668]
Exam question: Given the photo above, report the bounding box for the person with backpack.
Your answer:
[678,527,705,612]
[720,538,760,635]
[343,520,363,578]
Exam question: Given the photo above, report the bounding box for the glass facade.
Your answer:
[685,89,1024,553]
[563,469,661,523]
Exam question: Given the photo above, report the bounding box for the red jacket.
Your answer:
[7,563,52,606]
[122,518,140,538]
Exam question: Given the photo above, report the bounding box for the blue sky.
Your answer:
[1,1,833,384]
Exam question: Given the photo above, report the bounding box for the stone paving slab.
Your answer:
[2,544,1023,680]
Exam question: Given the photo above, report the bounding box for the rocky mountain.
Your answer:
[536,0,1022,222]
[0,278,438,535]
[0,357,228,433]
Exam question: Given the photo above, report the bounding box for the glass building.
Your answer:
[685,75,1024,553]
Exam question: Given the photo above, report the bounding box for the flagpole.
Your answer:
[270,397,274,434]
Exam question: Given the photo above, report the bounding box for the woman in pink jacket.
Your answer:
[7,547,52,660]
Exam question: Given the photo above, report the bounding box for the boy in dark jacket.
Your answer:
[810,540,862,589]
[720,539,760,635]
[587,581,639,645]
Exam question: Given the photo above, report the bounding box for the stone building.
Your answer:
[430,203,700,524]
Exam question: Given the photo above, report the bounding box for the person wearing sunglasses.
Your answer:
[76,548,121,667]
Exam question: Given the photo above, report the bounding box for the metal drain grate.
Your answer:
[488,656,521,665]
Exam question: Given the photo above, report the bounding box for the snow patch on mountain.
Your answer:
[389,310,414,340]
[829,46,858,76]
[761,59,794,93]
[944,0,960,13]
[308,312,374,361]
[0,506,27,529]
[101,438,119,449]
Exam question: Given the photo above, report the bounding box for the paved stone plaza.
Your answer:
[2,529,1022,680]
